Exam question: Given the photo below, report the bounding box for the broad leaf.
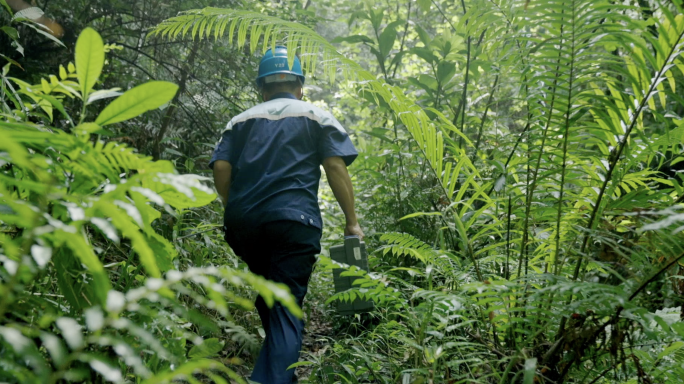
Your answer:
[523,358,537,384]
[411,47,437,64]
[87,88,122,104]
[36,93,72,124]
[75,27,104,97]
[1,26,18,40]
[95,81,178,126]
[399,211,443,221]
[142,173,216,209]
[188,338,223,359]
[417,0,431,12]
[12,7,43,21]
[436,61,456,84]
[59,231,111,306]
[0,0,12,15]
[378,25,397,58]
[54,248,94,313]
[287,361,315,369]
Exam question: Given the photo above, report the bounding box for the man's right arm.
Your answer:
[323,156,364,240]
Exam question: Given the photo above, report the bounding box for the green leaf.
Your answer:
[188,338,223,359]
[417,0,431,12]
[75,27,104,97]
[36,93,73,125]
[0,53,23,69]
[145,232,176,272]
[39,333,67,367]
[494,175,506,192]
[369,9,383,32]
[142,359,235,384]
[75,122,112,136]
[95,81,178,126]
[87,357,122,382]
[0,0,12,15]
[415,25,431,46]
[411,47,437,64]
[417,74,438,90]
[379,26,397,58]
[523,358,537,384]
[673,322,684,338]
[143,173,216,209]
[54,248,94,313]
[399,211,443,221]
[658,341,684,360]
[436,61,456,84]
[653,315,672,332]
[1,26,18,40]
[389,50,407,70]
[287,361,315,370]
[12,7,43,21]
[26,23,65,47]
[59,231,111,306]
[87,88,122,104]
[94,203,161,278]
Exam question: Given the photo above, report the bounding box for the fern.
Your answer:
[379,232,433,262]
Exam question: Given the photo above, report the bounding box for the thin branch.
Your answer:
[110,53,159,81]
[470,74,499,163]
[430,0,457,33]
[629,251,684,301]
[391,0,411,79]
[485,121,530,197]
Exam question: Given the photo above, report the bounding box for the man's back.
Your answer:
[210,93,356,230]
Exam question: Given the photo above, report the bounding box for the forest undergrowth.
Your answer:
[2,0,684,383]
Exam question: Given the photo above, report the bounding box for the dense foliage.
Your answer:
[2,0,684,383]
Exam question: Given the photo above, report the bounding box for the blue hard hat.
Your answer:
[255,46,305,88]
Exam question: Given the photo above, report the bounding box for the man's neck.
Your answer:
[266,92,298,101]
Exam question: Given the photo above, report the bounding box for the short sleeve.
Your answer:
[209,130,232,169]
[318,125,358,166]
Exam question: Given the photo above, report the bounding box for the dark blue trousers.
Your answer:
[224,221,321,384]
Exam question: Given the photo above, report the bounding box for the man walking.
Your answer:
[210,46,364,383]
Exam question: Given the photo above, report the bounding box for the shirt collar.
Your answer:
[269,92,298,100]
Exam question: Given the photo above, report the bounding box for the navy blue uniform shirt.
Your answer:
[210,93,357,230]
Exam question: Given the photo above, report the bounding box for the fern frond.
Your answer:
[221,321,260,353]
[380,232,432,250]
[379,232,435,263]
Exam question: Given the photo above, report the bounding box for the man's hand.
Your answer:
[323,156,364,240]
[344,222,365,241]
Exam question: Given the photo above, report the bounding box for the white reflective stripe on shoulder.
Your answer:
[222,99,346,133]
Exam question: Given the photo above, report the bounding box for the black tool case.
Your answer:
[329,236,374,315]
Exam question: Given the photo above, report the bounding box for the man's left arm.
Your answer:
[213,160,232,205]
[210,130,233,206]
